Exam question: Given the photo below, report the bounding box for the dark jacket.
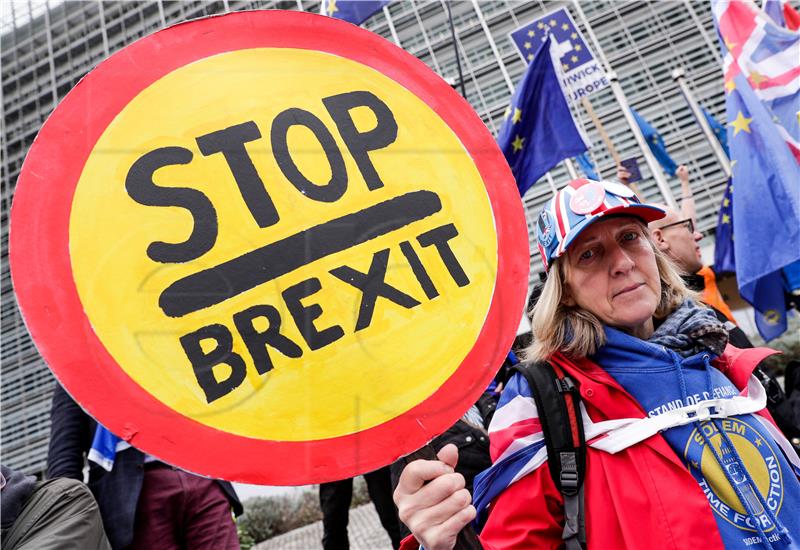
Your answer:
[46,384,242,549]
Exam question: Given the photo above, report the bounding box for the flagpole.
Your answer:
[563,159,579,179]
[470,0,515,93]
[672,68,732,178]
[545,173,559,194]
[382,6,402,47]
[445,2,468,99]
[570,0,678,210]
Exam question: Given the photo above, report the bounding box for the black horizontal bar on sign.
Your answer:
[158,190,443,318]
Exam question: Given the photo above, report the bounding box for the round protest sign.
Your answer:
[10,10,528,484]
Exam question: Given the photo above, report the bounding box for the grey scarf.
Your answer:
[648,299,729,357]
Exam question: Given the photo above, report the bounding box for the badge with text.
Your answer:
[10,11,528,484]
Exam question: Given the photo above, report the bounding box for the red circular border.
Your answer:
[10,10,529,484]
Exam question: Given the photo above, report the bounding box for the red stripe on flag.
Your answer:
[788,141,800,164]
[756,66,800,89]
[490,417,543,462]
[785,2,800,30]
[719,1,757,57]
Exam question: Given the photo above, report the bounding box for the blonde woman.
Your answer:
[394,179,800,550]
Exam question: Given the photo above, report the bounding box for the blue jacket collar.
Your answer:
[593,326,711,374]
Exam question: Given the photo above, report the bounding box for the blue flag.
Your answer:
[783,260,800,293]
[713,177,735,274]
[88,425,130,472]
[630,109,678,176]
[320,0,389,25]
[575,152,599,180]
[701,107,730,157]
[496,35,589,197]
[726,77,799,341]
[714,0,800,341]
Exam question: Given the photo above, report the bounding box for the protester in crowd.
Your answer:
[1,464,110,550]
[648,199,750,344]
[618,163,737,323]
[319,466,402,550]
[46,384,243,550]
[394,179,800,549]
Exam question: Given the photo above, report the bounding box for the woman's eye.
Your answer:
[622,231,638,242]
[579,249,595,261]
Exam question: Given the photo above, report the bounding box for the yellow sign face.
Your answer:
[69,48,498,441]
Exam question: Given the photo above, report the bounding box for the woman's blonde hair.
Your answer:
[526,224,694,362]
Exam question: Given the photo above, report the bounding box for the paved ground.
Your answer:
[253,503,395,550]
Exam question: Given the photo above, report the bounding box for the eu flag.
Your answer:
[575,152,599,180]
[630,109,677,177]
[713,177,735,274]
[321,0,389,25]
[784,260,800,293]
[702,107,730,157]
[726,75,799,341]
[497,35,589,197]
[714,0,800,340]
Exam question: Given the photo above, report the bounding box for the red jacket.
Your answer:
[400,345,777,550]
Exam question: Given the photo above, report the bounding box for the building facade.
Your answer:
[1,0,730,476]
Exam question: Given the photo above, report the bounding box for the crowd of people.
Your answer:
[2,168,800,550]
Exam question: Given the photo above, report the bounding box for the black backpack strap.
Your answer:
[513,361,586,549]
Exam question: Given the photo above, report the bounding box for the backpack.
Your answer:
[513,361,587,550]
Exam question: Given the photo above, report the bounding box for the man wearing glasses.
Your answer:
[651,215,702,273]
[649,200,751,348]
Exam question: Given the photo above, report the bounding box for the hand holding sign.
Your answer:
[10,11,528,485]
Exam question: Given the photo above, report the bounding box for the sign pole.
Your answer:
[403,445,484,550]
[570,0,677,210]
[672,67,731,178]
[580,96,619,165]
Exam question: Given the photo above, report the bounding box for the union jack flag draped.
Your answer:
[712,0,800,341]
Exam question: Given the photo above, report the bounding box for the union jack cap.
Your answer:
[536,178,666,272]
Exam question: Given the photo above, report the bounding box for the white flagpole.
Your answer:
[672,68,732,178]
[382,6,402,47]
[563,159,579,179]
[470,0,515,93]
[545,173,559,194]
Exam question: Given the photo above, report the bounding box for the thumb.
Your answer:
[436,443,459,470]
